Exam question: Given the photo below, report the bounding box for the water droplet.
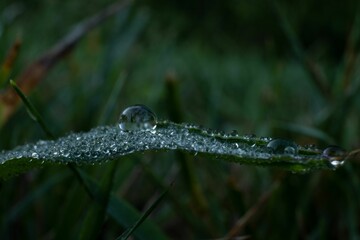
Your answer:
[322,146,346,160]
[244,134,257,140]
[118,105,157,131]
[284,146,296,154]
[267,139,298,154]
[31,152,39,159]
[304,144,316,150]
[230,130,238,136]
[260,136,272,142]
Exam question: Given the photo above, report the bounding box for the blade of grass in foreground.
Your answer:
[0,81,350,177]
[0,120,350,179]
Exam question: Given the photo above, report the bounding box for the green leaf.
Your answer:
[0,121,347,179]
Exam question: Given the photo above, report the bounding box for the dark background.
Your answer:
[1,0,360,239]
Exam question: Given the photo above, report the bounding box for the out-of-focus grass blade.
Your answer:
[97,72,126,125]
[116,182,172,240]
[79,161,118,240]
[274,122,336,144]
[0,40,21,87]
[1,172,69,234]
[10,79,54,138]
[0,0,132,126]
[78,168,169,240]
[141,162,208,235]
[269,0,330,99]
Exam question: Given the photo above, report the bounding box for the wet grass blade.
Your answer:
[0,121,349,179]
[116,182,172,240]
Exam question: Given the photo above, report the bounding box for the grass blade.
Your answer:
[79,161,118,240]
[78,169,169,240]
[10,79,54,138]
[0,121,350,179]
[116,182,172,240]
[269,0,330,99]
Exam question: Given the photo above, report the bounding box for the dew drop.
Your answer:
[322,146,346,161]
[31,152,39,159]
[244,134,257,140]
[260,136,272,142]
[284,146,296,154]
[230,130,239,137]
[267,139,298,154]
[118,105,157,131]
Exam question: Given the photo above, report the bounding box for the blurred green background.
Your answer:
[1,0,360,239]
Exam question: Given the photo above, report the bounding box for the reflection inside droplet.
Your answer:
[330,160,344,167]
[118,104,157,131]
[322,146,346,160]
[267,139,298,154]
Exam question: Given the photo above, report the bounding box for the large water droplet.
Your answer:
[118,105,157,131]
[322,146,346,160]
[267,139,298,154]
